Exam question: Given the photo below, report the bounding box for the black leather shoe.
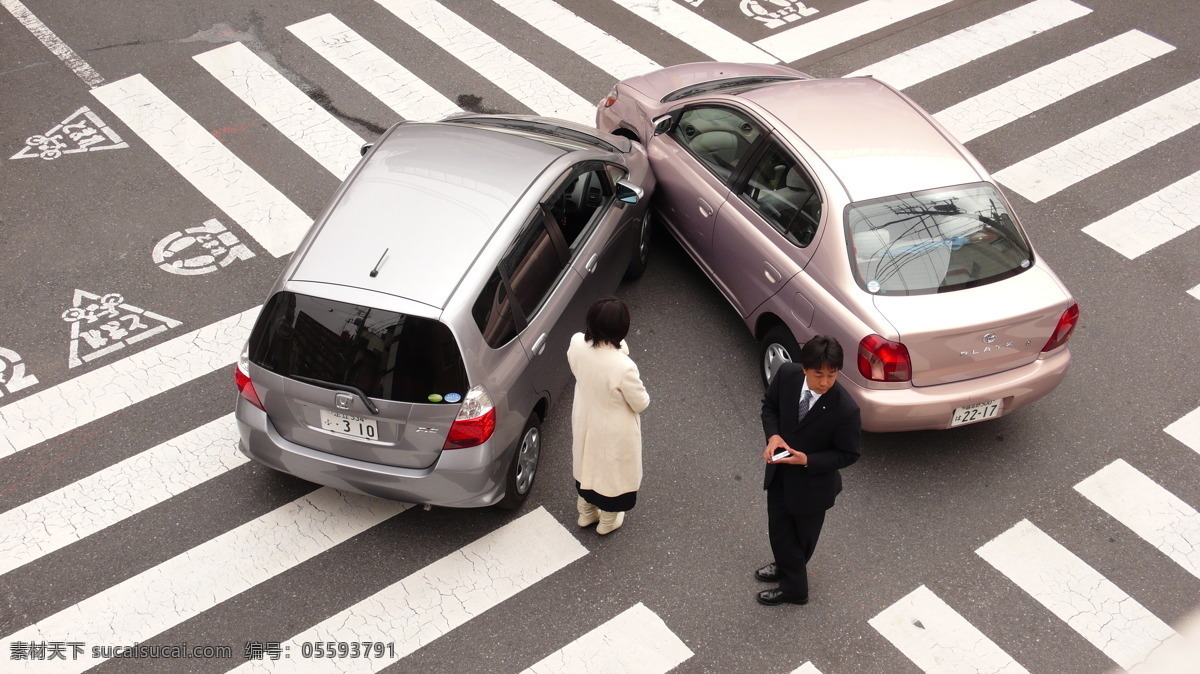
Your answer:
[755,563,779,582]
[756,588,808,606]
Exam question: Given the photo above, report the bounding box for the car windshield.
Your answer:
[248,291,469,403]
[845,183,1033,296]
[660,76,803,102]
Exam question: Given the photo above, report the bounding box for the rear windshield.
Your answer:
[248,292,468,403]
[661,76,803,103]
[845,184,1033,296]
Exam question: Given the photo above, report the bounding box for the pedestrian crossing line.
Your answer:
[1165,406,1200,456]
[521,602,692,673]
[491,0,660,81]
[608,0,775,65]
[845,0,1091,90]
[232,506,586,673]
[193,42,365,180]
[0,306,257,460]
[976,520,1175,671]
[1075,459,1200,580]
[287,14,461,123]
[1,488,409,674]
[373,0,594,126]
[1,0,104,87]
[993,78,1200,203]
[756,0,956,65]
[1081,169,1200,259]
[91,75,312,257]
[869,585,1029,674]
[1189,282,1200,301]
[0,415,244,577]
[933,30,1174,143]
[790,664,823,674]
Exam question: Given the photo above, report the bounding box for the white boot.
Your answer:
[596,510,625,535]
[577,497,599,527]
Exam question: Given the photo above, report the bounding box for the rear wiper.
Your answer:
[293,375,380,415]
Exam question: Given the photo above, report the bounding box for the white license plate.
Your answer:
[320,409,378,440]
[951,399,1003,427]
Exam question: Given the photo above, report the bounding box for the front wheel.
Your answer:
[496,415,541,510]
[623,210,652,281]
[759,326,800,389]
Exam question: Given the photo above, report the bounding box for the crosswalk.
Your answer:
[2,0,1198,670]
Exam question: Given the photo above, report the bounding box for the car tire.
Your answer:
[759,325,800,389]
[496,415,542,510]
[623,209,653,281]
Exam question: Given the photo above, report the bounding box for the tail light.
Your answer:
[1041,302,1080,353]
[601,86,618,108]
[235,344,264,410]
[858,334,912,382]
[444,385,496,449]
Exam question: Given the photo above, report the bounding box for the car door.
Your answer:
[649,105,764,269]
[711,139,824,317]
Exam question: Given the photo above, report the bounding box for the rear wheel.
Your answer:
[496,415,541,510]
[759,325,800,389]
[623,209,652,281]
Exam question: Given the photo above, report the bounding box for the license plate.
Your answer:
[319,409,378,440]
[951,399,1003,427]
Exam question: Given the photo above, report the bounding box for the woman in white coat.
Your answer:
[567,297,650,535]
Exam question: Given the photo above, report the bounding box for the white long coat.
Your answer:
[567,332,650,498]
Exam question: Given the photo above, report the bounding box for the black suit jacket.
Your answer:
[761,363,862,513]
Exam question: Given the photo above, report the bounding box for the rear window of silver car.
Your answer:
[248,291,469,403]
[845,183,1034,296]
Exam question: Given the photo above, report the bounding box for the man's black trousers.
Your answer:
[767,484,826,600]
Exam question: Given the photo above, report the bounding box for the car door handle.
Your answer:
[763,262,780,284]
[585,253,599,273]
[531,333,547,355]
[698,198,713,217]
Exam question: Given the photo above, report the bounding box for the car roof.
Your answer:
[291,122,568,309]
[739,78,983,202]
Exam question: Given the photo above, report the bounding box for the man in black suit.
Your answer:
[756,335,861,606]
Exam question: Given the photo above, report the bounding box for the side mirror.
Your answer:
[360,142,374,157]
[615,180,643,205]
[652,115,673,136]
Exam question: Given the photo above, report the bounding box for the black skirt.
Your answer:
[576,480,637,512]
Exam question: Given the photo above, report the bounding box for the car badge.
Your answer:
[982,333,997,344]
[334,392,354,410]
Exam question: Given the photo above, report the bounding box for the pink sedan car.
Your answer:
[597,62,1079,432]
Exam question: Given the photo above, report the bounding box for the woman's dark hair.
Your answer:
[584,296,630,348]
[798,335,844,370]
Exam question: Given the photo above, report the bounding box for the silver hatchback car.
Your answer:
[235,115,655,508]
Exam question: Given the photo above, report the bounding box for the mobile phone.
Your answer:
[771,449,791,462]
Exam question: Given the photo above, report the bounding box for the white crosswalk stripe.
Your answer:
[1165,406,1200,455]
[790,664,824,674]
[1075,459,1200,580]
[1082,170,1200,259]
[193,42,365,180]
[521,602,692,673]
[976,520,1175,671]
[91,75,312,257]
[609,0,775,64]
[287,13,461,123]
[758,0,957,65]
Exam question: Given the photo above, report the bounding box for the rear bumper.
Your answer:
[846,347,1072,432]
[235,399,508,508]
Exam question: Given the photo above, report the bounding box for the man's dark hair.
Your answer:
[798,335,843,370]
[584,296,630,348]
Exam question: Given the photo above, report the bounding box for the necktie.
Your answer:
[798,390,813,422]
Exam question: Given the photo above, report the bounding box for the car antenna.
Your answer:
[370,248,389,278]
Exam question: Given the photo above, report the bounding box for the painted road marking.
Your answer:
[1,0,103,87]
[62,290,181,368]
[934,31,1174,143]
[0,489,409,674]
[739,0,819,30]
[521,603,693,673]
[993,78,1200,203]
[1190,283,1200,301]
[152,219,256,275]
[0,348,38,396]
[10,107,127,161]
[287,14,461,123]
[870,585,1028,674]
[790,664,823,674]
[491,0,660,80]
[91,74,312,257]
[1165,406,1200,455]
[0,306,257,459]
[1075,459,1200,580]
[756,0,955,64]
[976,519,1175,670]
[609,0,775,64]
[194,42,364,180]
[845,0,1091,89]
[375,0,595,125]
[0,415,246,577]
[1081,170,1200,259]
[233,506,587,673]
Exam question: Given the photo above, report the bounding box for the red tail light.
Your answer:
[858,334,912,382]
[444,385,496,449]
[235,362,264,410]
[601,86,618,107]
[1041,302,1080,353]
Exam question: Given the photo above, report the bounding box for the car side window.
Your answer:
[472,269,518,348]
[737,142,822,246]
[671,107,762,182]
[545,165,613,253]
[500,212,568,323]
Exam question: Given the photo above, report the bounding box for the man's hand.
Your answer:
[763,435,807,465]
